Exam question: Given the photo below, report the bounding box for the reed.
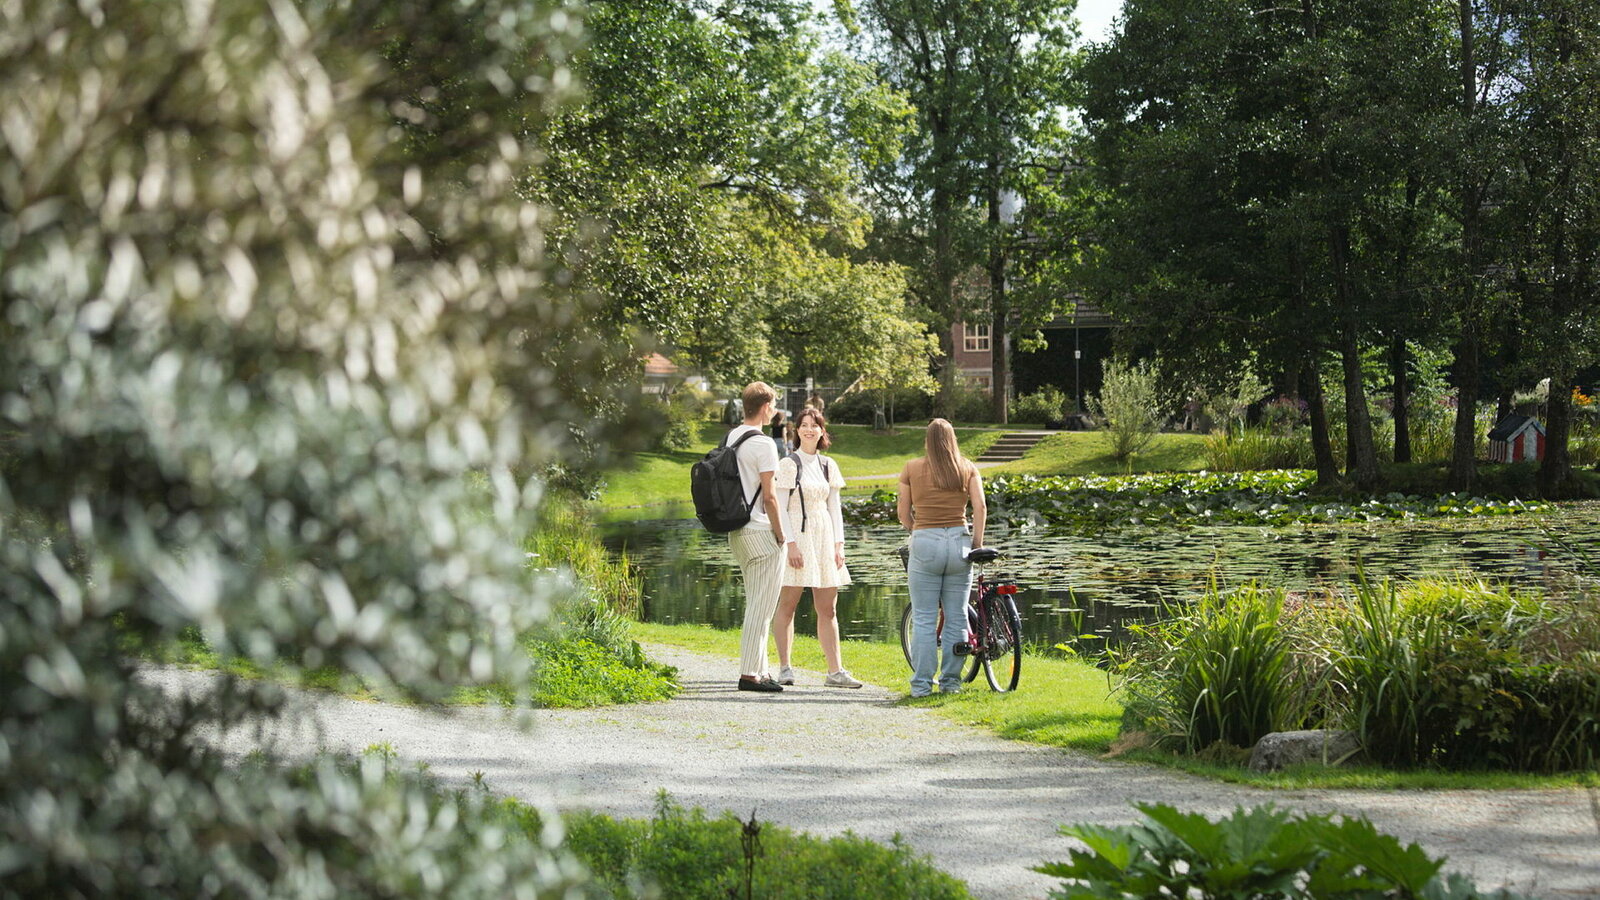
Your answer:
[1201,428,1313,471]
[1116,584,1321,753]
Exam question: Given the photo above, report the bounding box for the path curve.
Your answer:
[150,646,1600,899]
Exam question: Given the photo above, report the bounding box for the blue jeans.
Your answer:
[908,526,972,695]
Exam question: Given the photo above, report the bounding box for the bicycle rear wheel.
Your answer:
[898,603,915,669]
[901,603,967,676]
[980,596,1022,692]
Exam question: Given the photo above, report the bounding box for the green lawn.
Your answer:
[600,423,1005,509]
[632,621,1600,790]
[985,431,1210,477]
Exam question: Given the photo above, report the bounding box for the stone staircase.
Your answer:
[976,430,1051,463]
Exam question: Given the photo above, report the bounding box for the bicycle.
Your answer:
[895,545,1023,692]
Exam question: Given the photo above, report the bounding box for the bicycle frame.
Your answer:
[897,548,1023,692]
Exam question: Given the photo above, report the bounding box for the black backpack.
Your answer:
[690,430,764,533]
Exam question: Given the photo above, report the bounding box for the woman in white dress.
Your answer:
[771,408,861,688]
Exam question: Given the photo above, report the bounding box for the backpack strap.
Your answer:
[787,456,835,534]
[729,429,763,513]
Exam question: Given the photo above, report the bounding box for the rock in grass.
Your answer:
[1249,730,1364,772]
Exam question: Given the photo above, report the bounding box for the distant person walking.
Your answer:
[771,408,861,689]
[897,419,987,698]
[727,383,791,693]
[769,409,788,459]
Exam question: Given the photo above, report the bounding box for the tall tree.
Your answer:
[1076,0,1456,490]
[535,0,914,383]
[1505,0,1600,496]
[854,0,1077,416]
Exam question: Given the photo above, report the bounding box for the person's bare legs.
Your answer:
[813,587,842,673]
[773,586,804,668]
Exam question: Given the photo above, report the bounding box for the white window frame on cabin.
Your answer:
[963,323,991,353]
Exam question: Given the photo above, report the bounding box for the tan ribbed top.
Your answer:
[900,457,973,529]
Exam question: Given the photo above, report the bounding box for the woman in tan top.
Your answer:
[897,418,987,697]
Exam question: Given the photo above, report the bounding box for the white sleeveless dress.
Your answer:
[774,452,852,589]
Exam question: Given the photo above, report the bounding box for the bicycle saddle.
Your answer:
[965,547,1000,564]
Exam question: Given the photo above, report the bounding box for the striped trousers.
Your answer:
[729,525,785,678]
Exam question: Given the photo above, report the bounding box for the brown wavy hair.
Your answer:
[924,418,973,492]
[789,407,832,451]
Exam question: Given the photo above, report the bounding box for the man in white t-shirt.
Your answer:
[726,381,791,693]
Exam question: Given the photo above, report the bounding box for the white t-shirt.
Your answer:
[726,424,784,536]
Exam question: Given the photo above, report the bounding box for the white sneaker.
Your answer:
[825,670,863,689]
[777,666,796,685]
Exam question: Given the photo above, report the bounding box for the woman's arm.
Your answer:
[896,465,914,531]
[968,468,987,549]
[827,465,846,566]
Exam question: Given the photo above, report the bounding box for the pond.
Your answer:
[602,502,1600,655]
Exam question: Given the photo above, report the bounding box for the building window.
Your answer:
[963,323,991,353]
[965,374,993,393]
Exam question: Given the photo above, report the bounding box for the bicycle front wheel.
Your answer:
[980,596,1022,692]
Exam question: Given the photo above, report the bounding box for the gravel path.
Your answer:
[150,645,1600,899]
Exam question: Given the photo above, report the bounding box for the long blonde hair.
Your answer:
[924,418,972,492]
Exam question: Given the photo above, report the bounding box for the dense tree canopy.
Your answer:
[1066,0,1600,493]
[532,0,921,387]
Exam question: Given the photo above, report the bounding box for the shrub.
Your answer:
[1114,585,1321,753]
[1090,358,1165,460]
[1037,803,1532,899]
[654,389,718,451]
[828,387,934,427]
[561,793,972,900]
[1336,580,1600,772]
[949,381,997,423]
[0,2,638,894]
[1013,386,1069,425]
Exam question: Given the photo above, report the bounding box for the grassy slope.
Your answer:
[601,423,1005,508]
[632,621,1600,790]
[985,432,1210,477]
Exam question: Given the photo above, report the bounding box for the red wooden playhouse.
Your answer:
[1487,414,1546,463]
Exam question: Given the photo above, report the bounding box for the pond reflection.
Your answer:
[602,503,1600,655]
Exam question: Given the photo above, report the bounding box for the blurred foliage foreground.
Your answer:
[0,0,661,896]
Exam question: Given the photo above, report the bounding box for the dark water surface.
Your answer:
[602,502,1600,654]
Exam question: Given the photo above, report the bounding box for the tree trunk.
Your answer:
[1538,375,1578,498]
[1303,358,1342,488]
[1330,223,1381,491]
[1447,328,1480,490]
[1447,0,1481,492]
[1391,336,1411,463]
[931,120,959,420]
[987,175,1010,425]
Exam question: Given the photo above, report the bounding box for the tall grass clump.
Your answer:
[1202,427,1314,471]
[1115,585,1322,753]
[1117,576,1600,773]
[1336,579,1600,771]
